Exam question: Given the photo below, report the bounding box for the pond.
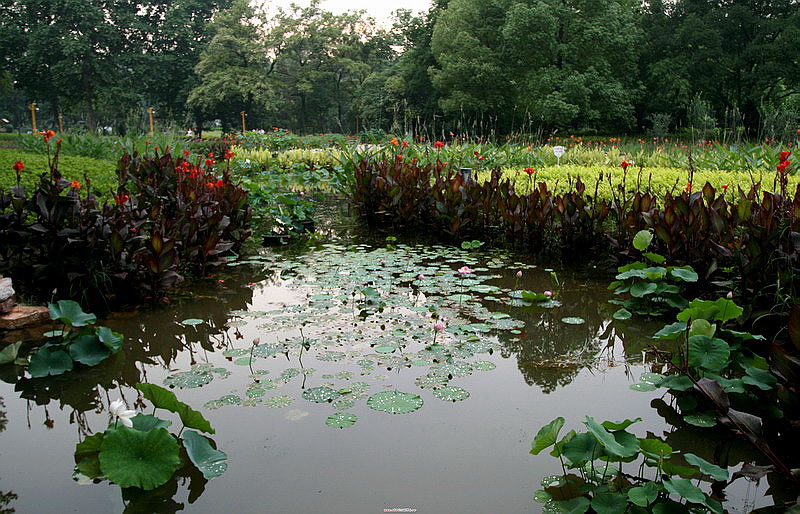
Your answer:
[0,208,769,513]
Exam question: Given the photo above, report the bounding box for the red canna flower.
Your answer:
[114,194,130,206]
[722,184,729,191]
[12,161,24,172]
[620,160,631,171]
[206,182,215,189]
[42,129,56,141]
[777,161,790,173]
[70,180,81,189]
[402,141,408,148]
[184,150,190,157]
[224,150,234,159]
[434,141,445,149]
[524,168,535,176]
[390,137,399,146]
[477,155,484,161]
[215,179,224,188]
[207,152,214,157]
[685,181,692,192]
[779,150,791,162]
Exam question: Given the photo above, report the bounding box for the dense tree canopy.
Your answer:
[1,0,798,136]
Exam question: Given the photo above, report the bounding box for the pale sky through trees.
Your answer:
[263,0,431,24]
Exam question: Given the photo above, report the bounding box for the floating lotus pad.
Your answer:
[561,317,586,325]
[331,397,356,410]
[367,391,424,414]
[263,395,295,408]
[302,386,341,403]
[471,361,497,371]
[433,386,470,402]
[325,412,357,428]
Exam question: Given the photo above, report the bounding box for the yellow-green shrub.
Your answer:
[489,165,798,199]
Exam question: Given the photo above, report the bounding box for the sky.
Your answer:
[262,0,432,25]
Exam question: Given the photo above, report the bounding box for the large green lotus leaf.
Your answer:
[684,453,728,481]
[367,391,423,414]
[75,432,104,461]
[553,496,590,514]
[136,383,214,434]
[302,386,340,403]
[49,300,96,327]
[183,430,228,479]
[99,426,181,490]
[325,412,357,428]
[591,492,628,514]
[601,418,641,431]
[662,478,706,504]
[530,417,565,455]
[97,327,124,352]
[653,322,687,340]
[28,346,73,377]
[0,341,21,365]
[638,438,673,459]
[630,281,658,298]
[677,298,742,323]
[669,266,698,282]
[562,432,600,466]
[659,374,693,391]
[131,414,172,431]
[628,482,661,507]
[433,386,470,402]
[68,335,111,366]
[633,230,653,251]
[585,417,635,457]
[688,336,730,371]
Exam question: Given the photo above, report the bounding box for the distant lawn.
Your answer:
[0,148,118,197]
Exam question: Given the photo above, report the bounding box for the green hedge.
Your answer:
[0,149,118,197]
[496,165,799,199]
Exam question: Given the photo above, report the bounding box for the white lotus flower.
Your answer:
[109,399,136,428]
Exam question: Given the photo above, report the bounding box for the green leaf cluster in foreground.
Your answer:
[74,384,227,491]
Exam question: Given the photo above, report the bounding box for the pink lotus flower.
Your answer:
[726,291,733,299]
[457,266,473,275]
[544,290,553,297]
[516,270,522,278]
[417,274,425,280]
[433,322,445,333]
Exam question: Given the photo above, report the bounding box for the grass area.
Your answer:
[495,165,798,198]
[0,148,118,196]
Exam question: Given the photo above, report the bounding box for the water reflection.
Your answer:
[0,398,19,513]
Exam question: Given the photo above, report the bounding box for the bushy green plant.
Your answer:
[23,300,123,378]
[609,230,698,318]
[531,416,726,513]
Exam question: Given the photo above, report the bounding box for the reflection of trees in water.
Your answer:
[496,283,655,394]
[0,397,18,513]
[0,280,254,422]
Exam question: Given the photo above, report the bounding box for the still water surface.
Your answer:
[0,223,765,512]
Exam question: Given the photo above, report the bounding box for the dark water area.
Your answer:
[0,202,769,513]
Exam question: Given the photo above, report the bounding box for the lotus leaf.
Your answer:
[367,391,423,414]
